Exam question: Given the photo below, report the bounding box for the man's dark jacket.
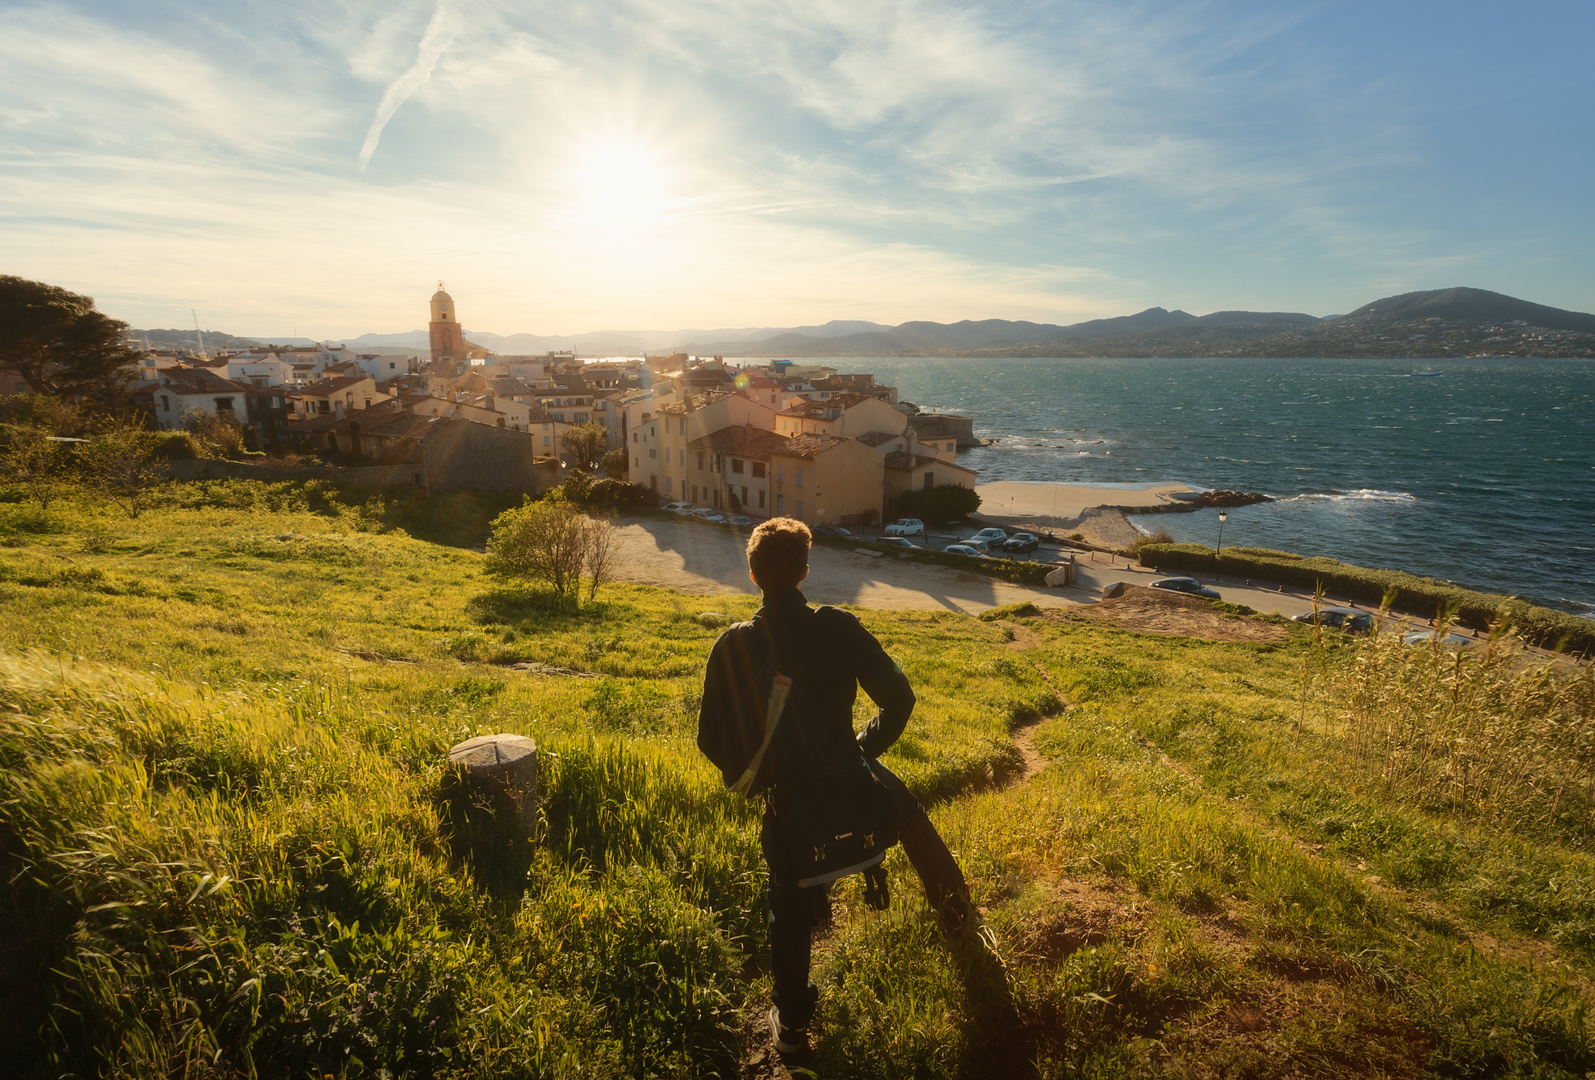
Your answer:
[697,587,914,796]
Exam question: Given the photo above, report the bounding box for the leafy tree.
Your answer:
[560,423,608,470]
[0,423,65,508]
[484,497,620,604]
[601,447,629,479]
[80,419,163,518]
[895,483,980,522]
[185,409,259,459]
[0,276,142,401]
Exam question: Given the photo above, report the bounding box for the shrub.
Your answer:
[148,430,200,460]
[1137,542,1595,653]
[600,448,628,479]
[895,483,980,521]
[484,497,619,603]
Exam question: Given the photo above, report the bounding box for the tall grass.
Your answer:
[1322,623,1595,843]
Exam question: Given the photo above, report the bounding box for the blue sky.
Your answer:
[1,0,1591,338]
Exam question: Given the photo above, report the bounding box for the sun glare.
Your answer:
[562,134,674,237]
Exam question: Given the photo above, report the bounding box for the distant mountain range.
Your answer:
[137,288,1595,360]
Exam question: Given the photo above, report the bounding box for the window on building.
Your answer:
[160,395,170,411]
[758,489,765,509]
[776,463,784,483]
[795,466,804,487]
[752,461,766,479]
[679,448,685,466]
[730,458,744,474]
[649,448,656,458]
[215,397,234,411]
[544,436,551,446]
[776,494,784,514]
[924,472,935,489]
[741,485,749,505]
[633,432,639,442]
[691,485,698,502]
[696,451,704,470]
[797,500,804,518]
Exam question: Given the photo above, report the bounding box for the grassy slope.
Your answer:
[0,483,1591,1078]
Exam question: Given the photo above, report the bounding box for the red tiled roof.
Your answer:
[686,424,792,458]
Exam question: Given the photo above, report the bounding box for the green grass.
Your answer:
[0,483,1592,1078]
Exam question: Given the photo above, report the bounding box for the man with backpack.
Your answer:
[697,517,972,1057]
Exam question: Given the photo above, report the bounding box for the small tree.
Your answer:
[485,498,590,600]
[896,483,980,521]
[560,423,608,471]
[581,512,620,602]
[185,409,257,459]
[485,498,623,605]
[600,447,628,479]
[80,419,163,518]
[0,423,65,508]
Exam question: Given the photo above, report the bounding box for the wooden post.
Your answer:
[447,734,538,831]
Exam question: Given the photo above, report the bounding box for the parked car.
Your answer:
[968,527,1008,546]
[876,536,921,549]
[1401,629,1473,646]
[1292,607,1373,632]
[664,501,694,515]
[1150,576,1221,600]
[1000,532,1040,554]
[943,543,987,558]
[691,507,727,523]
[884,518,926,537]
[814,525,852,537]
[729,515,755,527]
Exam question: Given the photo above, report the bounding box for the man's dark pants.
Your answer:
[765,761,968,1030]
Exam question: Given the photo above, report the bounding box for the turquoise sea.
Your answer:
[816,356,1595,616]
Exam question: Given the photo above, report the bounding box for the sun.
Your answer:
[562,133,675,236]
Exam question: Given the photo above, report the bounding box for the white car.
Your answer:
[664,501,694,515]
[691,507,727,523]
[876,536,920,549]
[729,514,755,527]
[968,527,1008,546]
[943,543,988,558]
[884,518,925,537]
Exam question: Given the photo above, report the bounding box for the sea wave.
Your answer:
[1283,489,1418,504]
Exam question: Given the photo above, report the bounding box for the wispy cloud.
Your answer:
[358,0,454,171]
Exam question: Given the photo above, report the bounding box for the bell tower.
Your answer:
[429,281,464,365]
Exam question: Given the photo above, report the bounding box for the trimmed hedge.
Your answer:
[1138,543,1595,654]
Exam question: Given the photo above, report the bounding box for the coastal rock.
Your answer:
[1190,490,1271,508]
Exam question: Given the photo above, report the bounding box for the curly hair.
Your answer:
[746,517,811,591]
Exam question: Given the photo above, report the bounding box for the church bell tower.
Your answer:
[429,281,464,365]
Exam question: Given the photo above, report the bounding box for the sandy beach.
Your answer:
[974,480,1192,549]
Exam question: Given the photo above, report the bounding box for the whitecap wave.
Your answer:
[1283,489,1417,504]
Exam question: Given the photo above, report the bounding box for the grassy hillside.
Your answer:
[1,481,1591,1078]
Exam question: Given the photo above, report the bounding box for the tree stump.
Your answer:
[447,734,539,832]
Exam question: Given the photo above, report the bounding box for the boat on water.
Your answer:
[1411,368,1443,377]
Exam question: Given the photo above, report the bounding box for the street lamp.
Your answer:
[1216,508,1228,568]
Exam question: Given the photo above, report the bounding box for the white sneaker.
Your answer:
[769,1005,808,1055]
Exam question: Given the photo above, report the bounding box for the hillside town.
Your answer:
[127,284,980,525]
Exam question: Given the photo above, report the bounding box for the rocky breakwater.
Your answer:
[1096,489,1271,518]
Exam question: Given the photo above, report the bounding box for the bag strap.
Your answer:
[730,615,793,798]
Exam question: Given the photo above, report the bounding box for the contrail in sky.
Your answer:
[358,0,454,171]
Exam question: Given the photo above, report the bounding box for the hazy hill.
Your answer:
[1335,287,1595,334]
[157,287,1593,361]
